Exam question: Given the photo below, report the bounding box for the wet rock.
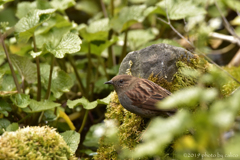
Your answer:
[118,43,197,81]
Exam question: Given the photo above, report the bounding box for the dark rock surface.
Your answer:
[118,43,197,81]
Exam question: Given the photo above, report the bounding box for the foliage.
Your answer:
[1,0,240,159]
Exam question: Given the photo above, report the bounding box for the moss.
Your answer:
[95,55,210,159]
[0,126,77,160]
[221,66,240,96]
[149,56,209,92]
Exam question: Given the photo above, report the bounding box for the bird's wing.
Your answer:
[125,79,173,112]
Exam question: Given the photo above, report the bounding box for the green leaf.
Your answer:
[110,5,146,33]
[79,18,110,42]
[9,54,37,83]
[97,93,111,105]
[0,118,10,134]
[45,32,82,58]
[0,100,12,116]
[83,123,105,148]
[0,75,17,91]
[158,0,206,20]
[132,110,190,158]
[40,65,74,98]
[10,93,31,108]
[6,123,19,132]
[125,29,157,50]
[60,130,80,152]
[67,97,98,110]
[43,109,58,121]
[50,0,75,11]
[16,1,37,19]
[15,9,56,43]
[22,99,60,113]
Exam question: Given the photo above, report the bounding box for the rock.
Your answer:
[118,43,197,81]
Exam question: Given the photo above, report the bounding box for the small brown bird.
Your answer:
[104,75,176,118]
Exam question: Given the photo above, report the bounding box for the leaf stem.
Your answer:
[86,42,92,99]
[45,54,55,100]
[0,33,21,93]
[67,54,86,97]
[33,35,41,101]
[78,110,89,133]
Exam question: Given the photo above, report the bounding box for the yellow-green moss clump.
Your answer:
[95,55,210,159]
[0,126,77,160]
[221,66,240,95]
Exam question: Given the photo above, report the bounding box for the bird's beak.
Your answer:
[104,80,113,85]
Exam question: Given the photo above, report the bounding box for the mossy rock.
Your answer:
[95,47,210,159]
[0,126,77,160]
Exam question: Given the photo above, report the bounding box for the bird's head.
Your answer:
[104,75,135,93]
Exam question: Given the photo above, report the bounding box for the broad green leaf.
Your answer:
[210,89,240,128]
[0,100,12,116]
[132,110,190,158]
[10,54,37,83]
[0,118,10,134]
[15,9,56,43]
[97,93,111,105]
[143,6,165,17]
[158,87,218,110]
[22,99,60,113]
[10,93,31,108]
[16,1,37,19]
[83,123,105,148]
[67,97,98,110]
[110,5,146,33]
[43,109,58,121]
[35,14,72,36]
[60,130,80,152]
[50,0,75,11]
[0,75,17,91]
[223,0,240,12]
[124,29,157,50]
[79,18,110,42]
[45,32,81,58]
[40,65,74,98]
[6,123,19,132]
[158,0,206,20]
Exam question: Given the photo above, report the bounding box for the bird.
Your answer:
[104,74,176,118]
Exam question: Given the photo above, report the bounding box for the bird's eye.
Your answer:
[119,79,123,83]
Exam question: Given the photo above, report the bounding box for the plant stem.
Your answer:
[98,56,109,80]
[119,28,129,63]
[86,42,92,99]
[45,54,55,100]
[0,33,21,93]
[78,110,89,133]
[33,35,41,101]
[67,54,86,97]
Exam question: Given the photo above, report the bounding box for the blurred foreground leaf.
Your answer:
[60,130,80,152]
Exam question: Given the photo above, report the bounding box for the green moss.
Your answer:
[0,126,77,160]
[149,56,209,92]
[221,66,240,96]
